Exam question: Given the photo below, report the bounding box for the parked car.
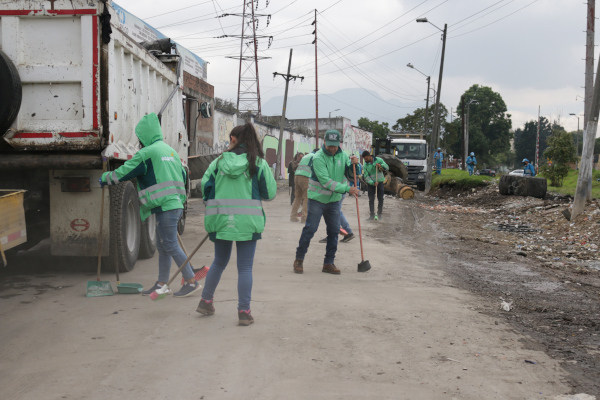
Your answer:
[479,169,497,177]
[508,169,525,176]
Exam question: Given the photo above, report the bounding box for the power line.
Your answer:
[321,0,344,14]
[451,0,515,33]
[451,0,540,38]
[141,0,214,20]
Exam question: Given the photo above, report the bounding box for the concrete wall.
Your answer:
[209,110,317,179]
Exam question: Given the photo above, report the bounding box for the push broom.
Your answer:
[150,233,210,301]
[353,164,371,272]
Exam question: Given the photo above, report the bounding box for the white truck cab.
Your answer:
[391,138,428,191]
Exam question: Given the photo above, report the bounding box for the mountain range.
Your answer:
[261,88,422,127]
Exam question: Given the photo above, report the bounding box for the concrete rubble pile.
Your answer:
[429,181,600,274]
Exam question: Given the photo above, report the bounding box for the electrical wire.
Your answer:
[140,0,214,20]
[212,0,227,36]
[451,0,540,38]
[321,0,344,14]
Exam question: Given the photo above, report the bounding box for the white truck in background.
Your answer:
[0,1,208,271]
[390,138,428,191]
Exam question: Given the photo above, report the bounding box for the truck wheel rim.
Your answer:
[126,199,137,251]
[147,214,156,243]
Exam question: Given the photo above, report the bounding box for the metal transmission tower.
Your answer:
[221,0,272,118]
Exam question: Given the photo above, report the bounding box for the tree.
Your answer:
[513,117,552,165]
[357,117,390,143]
[392,103,448,136]
[539,126,577,187]
[456,85,512,165]
[440,119,461,158]
[214,97,237,114]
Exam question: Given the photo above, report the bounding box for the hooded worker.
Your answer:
[100,113,202,298]
[434,147,444,175]
[466,152,477,176]
[523,158,536,176]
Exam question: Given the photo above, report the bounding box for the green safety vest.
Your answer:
[201,151,277,241]
[308,146,354,204]
[101,113,187,221]
[295,152,314,178]
[362,156,389,185]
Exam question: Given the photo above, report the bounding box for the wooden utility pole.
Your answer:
[424,76,430,140]
[273,49,304,180]
[424,23,447,194]
[312,10,319,148]
[461,95,466,170]
[572,44,600,220]
[535,106,540,170]
[584,0,595,201]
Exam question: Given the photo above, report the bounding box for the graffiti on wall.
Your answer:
[214,114,234,153]
[343,123,373,157]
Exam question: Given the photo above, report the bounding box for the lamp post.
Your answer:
[417,17,447,194]
[329,108,341,124]
[465,99,478,165]
[407,63,431,140]
[569,112,581,159]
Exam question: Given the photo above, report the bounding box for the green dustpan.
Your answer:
[86,281,114,297]
[116,283,143,294]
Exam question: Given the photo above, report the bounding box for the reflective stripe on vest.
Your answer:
[308,179,333,195]
[205,199,262,207]
[107,171,119,186]
[139,181,185,199]
[204,198,263,216]
[139,187,186,204]
[296,164,311,173]
[325,179,338,191]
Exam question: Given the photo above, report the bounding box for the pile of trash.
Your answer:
[429,182,600,272]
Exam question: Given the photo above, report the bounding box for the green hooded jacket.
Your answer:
[202,148,277,241]
[101,113,187,221]
[295,152,314,178]
[362,156,389,185]
[308,145,356,204]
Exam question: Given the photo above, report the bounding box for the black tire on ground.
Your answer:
[138,213,157,259]
[379,154,408,183]
[0,50,22,135]
[108,181,141,272]
[499,175,547,198]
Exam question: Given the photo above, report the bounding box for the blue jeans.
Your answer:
[296,199,340,265]
[339,195,352,235]
[202,239,257,311]
[156,209,194,283]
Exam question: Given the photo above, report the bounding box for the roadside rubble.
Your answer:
[429,181,600,275]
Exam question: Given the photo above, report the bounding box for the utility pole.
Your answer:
[224,0,272,117]
[536,106,540,170]
[461,95,466,170]
[273,49,304,180]
[584,0,595,201]
[423,22,447,194]
[424,76,430,140]
[572,45,600,219]
[312,10,319,148]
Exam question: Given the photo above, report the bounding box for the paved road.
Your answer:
[0,187,571,399]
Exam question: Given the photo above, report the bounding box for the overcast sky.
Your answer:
[117,0,598,133]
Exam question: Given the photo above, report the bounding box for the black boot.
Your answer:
[368,214,375,221]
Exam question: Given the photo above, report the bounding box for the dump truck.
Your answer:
[0,1,209,271]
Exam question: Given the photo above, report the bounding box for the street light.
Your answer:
[417,17,447,194]
[329,108,340,120]
[570,112,581,159]
[407,63,431,140]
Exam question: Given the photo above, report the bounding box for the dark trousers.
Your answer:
[296,199,341,265]
[367,182,384,216]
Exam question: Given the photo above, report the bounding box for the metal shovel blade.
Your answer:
[86,280,114,297]
[357,260,371,272]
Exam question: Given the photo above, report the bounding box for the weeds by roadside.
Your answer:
[432,169,496,190]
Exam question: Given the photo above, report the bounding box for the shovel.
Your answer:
[353,164,371,273]
[86,157,114,297]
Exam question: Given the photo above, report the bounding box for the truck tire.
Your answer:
[0,50,22,135]
[138,213,157,259]
[109,181,141,272]
[379,154,408,183]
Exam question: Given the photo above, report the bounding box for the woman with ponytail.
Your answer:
[196,123,277,325]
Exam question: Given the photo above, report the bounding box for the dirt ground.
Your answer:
[0,182,597,399]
